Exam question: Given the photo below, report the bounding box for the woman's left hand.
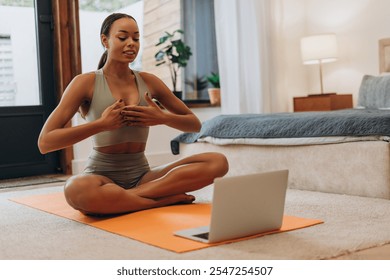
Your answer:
[121,92,166,127]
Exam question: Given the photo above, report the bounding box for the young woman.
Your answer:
[38,13,229,215]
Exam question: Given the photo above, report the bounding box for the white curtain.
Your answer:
[214,0,273,114]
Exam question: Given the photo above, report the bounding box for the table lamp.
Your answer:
[300,34,338,95]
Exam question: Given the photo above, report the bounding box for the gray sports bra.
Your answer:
[85,68,149,147]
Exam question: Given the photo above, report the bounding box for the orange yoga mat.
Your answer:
[11,192,323,253]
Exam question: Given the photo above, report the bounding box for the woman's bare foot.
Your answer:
[155,193,195,206]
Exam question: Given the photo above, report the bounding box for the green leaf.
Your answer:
[207,72,220,88]
[173,29,184,35]
[155,35,169,46]
[155,51,165,61]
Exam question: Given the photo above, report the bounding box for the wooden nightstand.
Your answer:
[293,94,353,112]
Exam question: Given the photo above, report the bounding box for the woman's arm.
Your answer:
[38,74,126,154]
[121,72,201,132]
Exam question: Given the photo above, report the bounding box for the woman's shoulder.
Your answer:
[72,71,96,83]
[68,72,97,91]
[137,71,164,88]
[63,71,97,100]
[137,71,159,82]
[136,71,172,99]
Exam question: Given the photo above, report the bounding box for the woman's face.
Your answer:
[102,17,140,64]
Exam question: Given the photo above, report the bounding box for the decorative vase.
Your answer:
[208,88,220,105]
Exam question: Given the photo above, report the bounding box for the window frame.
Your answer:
[182,0,219,101]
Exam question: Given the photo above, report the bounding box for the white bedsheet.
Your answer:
[197,135,390,146]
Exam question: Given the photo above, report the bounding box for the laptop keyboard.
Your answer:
[193,232,209,240]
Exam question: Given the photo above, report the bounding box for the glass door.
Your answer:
[0,0,60,179]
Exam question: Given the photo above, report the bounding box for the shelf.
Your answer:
[183,99,220,108]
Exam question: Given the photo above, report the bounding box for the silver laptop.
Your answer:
[174,170,289,243]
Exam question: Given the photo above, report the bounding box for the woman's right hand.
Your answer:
[98,99,127,131]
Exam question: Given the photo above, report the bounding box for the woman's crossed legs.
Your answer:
[64,152,228,215]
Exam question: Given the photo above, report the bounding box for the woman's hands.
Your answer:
[97,93,164,131]
[98,99,128,130]
[99,91,200,132]
[120,92,166,127]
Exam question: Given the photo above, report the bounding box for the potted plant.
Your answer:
[207,72,220,105]
[155,29,192,99]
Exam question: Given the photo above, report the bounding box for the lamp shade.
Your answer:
[300,34,338,65]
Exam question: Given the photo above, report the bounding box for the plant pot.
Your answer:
[173,91,182,100]
[208,88,221,105]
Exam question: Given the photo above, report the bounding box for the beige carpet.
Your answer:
[1,183,390,259]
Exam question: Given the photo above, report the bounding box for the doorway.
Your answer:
[0,1,60,179]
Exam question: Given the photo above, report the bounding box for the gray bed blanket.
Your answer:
[171,109,390,154]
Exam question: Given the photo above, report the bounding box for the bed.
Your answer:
[171,67,390,200]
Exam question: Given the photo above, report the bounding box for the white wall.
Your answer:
[272,0,390,112]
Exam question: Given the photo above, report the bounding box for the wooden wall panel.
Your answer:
[52,0,81,174]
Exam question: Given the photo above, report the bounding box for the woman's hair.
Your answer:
[97,13,137,69]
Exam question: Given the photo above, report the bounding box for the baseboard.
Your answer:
[71,151,179,175]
